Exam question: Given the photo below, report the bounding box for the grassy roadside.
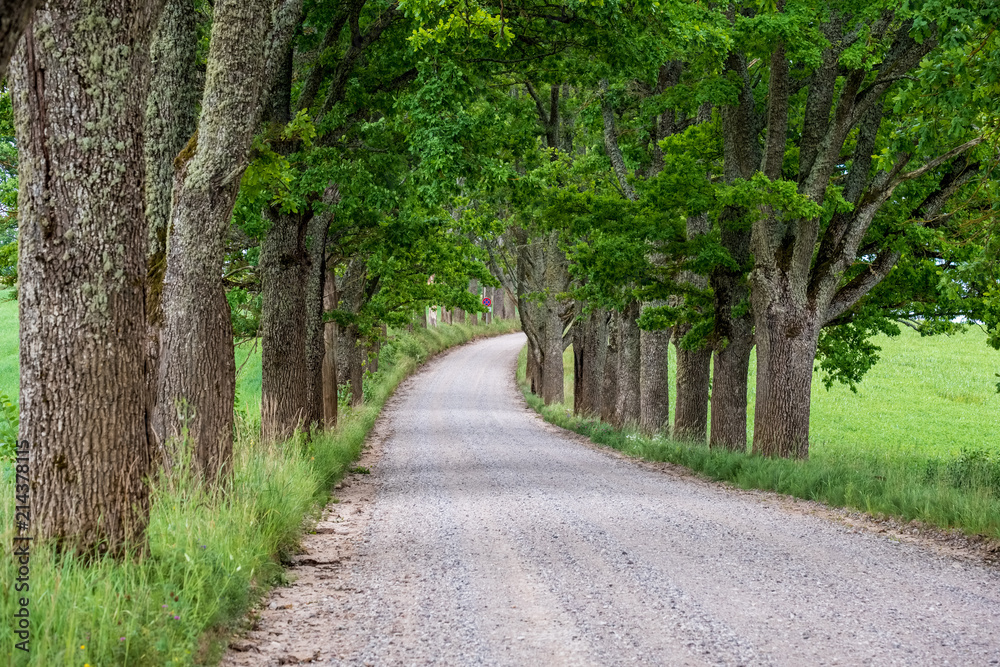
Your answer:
[0,319,518,666]
[518,341,1000,542]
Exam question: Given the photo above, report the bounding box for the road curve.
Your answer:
[231,332,1000,666]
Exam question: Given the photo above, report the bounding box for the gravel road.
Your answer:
[224,332,1000,667]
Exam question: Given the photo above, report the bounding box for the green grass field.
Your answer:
[532,325,1000,539]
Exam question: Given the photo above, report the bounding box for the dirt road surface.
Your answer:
[223,332,1000,666]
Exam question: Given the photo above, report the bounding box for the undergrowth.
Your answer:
[518,346,1000,541]
[0,319,517,666]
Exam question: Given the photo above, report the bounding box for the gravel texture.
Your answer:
[223,332,1000,666]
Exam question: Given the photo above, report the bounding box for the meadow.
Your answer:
[530,325,1000,539]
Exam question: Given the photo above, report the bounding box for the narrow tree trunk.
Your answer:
[580,307,605,416]
[260,209,308,441]
[322,264,338,428]
[572,302,586,415]
[144,0,200,456]
[709,320,753,451]
[613,300,641,428]
[541,295,564,405]
[304,208,332,428]
[673,213,712,442]
[639,324,671,435]
[11,0,161,554]
[673,338,711,442]
[155,0,281,481]
[601,311,620,423]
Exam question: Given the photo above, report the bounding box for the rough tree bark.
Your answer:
[540,231,567,405]
[155,0,301,479]
[0,0,40,80]
[613,300,641,428]
[143,0,200,460]
[11,0,162,553]
[304,206,333,427]
[260,208,309,441]
[322,263,339,428]
[601,311,620,423]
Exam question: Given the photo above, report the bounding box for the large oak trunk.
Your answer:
[639,322,670,435]
[582,308,606,416]
[750,276,820,458]
[12,0,160,553]
[673,336,711,442]
[321,264,338,427]
[155,0,274,480]
[304,210,332,427]
[601,311,620,423]
[613,301,641,428]
[709,320,753,452]
[260,208,309,441]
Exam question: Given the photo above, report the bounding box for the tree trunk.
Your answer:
[673,339,711,442]
[709,52,759,453]
[143,0,200,456]
[11,0,161,554]
[613,300,641,428]
[0,0,40,81]
[709,316,753,452]
[572,302,586,415]
[540,293,564,405]
[601,311,620,423]
[322,264,338,428]
[751,296,819,458]
[304,208,332,428]
[155,0,279,480]
[579,307,605,416]
[673,212,712,442]
[260,208,308,441]
[639,325,670,435]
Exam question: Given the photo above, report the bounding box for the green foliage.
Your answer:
[0,391,17,463]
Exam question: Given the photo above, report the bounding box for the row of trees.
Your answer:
[5,0,999,554]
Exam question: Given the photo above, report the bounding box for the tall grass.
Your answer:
[0,319,517,666]
[520,337,1000,540]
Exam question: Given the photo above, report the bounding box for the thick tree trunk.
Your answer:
[673,338,711,442]
[304,209,332,428]
[709,317,753,452]
[541,295,564,405]
[751,298,819,458]
[155,0,278,480]
[322,264,338,428]
[572,302,586,415]
[639,320,670,435]
[601,311,620,423]
[143,0,200,451]
[260,208,308,441]
[0,0,40,80]
[11,0,161,553]
[613,300,641,428]
[579,307,605,416]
